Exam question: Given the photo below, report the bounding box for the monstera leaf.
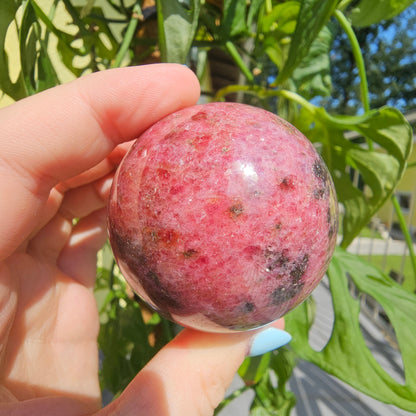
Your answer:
[286,248,416,412]
[294,105,413,247]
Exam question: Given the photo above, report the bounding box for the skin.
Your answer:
[0,64,283,416]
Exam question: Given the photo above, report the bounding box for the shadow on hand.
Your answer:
[102,369,170,415]
[0,382,100,415]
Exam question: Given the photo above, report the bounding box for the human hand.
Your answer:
[0,64,290,415]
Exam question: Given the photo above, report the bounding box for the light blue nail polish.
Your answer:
[248,328,292,357]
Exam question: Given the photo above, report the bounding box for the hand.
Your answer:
[0,64,289,416]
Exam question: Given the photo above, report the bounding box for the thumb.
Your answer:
[100,321,290,416]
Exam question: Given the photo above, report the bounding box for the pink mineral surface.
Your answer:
[108,102,338,332]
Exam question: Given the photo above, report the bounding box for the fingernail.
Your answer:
[248,328,292,357]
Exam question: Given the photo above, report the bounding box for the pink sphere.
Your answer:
[108,102,338,332]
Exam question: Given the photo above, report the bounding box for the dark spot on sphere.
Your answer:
[271,281,304,305]
[229,202,244,218]
[290,254,309,281]
[313,158,328,183]
[243,302,255,312]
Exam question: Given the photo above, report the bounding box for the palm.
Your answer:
[0,216,103,411]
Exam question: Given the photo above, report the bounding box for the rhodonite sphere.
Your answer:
[108,102,338,333]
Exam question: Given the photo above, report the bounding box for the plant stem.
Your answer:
[214,385,251,414]
[278,89,318,115]
[215,84,377,128]
[391,194,416,292]
[109,258,116,289]
[334,10,370,114]
[111,2,143,68]
[337,0,355,12]
[225,41,254,83]
[334,9,373,151]
[265,0,273,14]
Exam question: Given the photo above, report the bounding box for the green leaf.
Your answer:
[19,0,38,95]
[337,146,402,246]
[20,0,60,95]
[286,248,416,412]
[221,0,248,38]
[250,373,283,415]
[34,1,115,76]
[30,0,82,78]
[350,0,416,27]
[238,353,271,386]
[341,107,412,246]
[0,0,27,100]
[259,1,299,35]
[247,0,264,28]
[250,349,297,416]
[355,107,413,165]
[36,44,60,91]
[293,105,413,247]
[276,0,338,83]
[30,0,77,47]
[258,1,299,70]
[157,0,201,63]
[83,8,119,61]
[97,274,163,395]
[292,25,333,99]
[80,0,96,18]
[269,347,298,415]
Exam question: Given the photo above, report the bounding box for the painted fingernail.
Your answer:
[248,328,292,357]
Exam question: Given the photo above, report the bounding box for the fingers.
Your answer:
[0,64,200,260]
[26,212,73,262]
[55,141,133,195]
[101,320,289,416]
[27,172,112,263]
[59,174,113,221]
[28,142,130,240]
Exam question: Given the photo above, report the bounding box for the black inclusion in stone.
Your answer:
[313,158,328,183]
[264,248,290,272]
[146,270,160,284]
[183,248,198,258]
[144,270,184,311]
[290,254,309,281]
[271,281,304,305]
[243,302,255,313]
[229,202,244,218]
[313,188,326,199]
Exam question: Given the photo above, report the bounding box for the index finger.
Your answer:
[0,64,200,260]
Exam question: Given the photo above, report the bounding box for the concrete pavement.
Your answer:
[345,236,416,257]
